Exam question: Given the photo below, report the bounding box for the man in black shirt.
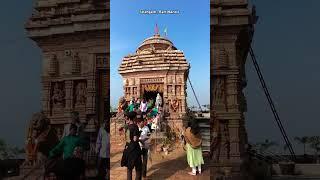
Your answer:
[124,111,142,180]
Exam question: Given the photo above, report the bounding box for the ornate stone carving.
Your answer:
[133,87,137,95]
[141,84,164,93]
[218,49,228,67]
[150,44,156,54]
[125,87,130,96]
[129,78,135,86]
[167,85,173,94]
[62,50,73,75]
[176,85,181,96]
[213,77,225,105]
[119,33,189,133]
[140,78,164,84]
[51,82,65,109]
[75,82,86,106]
[168,76,173,83]
[170,98,180,112]
[24,0,109,176]
[166,45,173,51]
[211,119,231,162]
[72,52,81,74]
[48,54,58,76]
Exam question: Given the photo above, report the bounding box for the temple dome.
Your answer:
[137,34,177,52]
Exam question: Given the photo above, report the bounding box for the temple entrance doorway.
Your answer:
[143,90,163,107]
[140,83,164,107]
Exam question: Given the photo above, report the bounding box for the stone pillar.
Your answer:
[163,81,167,98]
[42,80,51,115]
[211,0,256,179]
[65,80,73,113]
[86,74,96,114]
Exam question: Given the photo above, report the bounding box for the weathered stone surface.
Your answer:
[20,0,109,178]
[119,33,189,132]
[211,0,257,179]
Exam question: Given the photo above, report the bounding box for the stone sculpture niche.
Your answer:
[51,82,65,111]
[74,81,87,107]
[213,77,226,105]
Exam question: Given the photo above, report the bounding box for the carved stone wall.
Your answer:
[23,1,109,175]
[119,34,189,132]
[211,0,256,179]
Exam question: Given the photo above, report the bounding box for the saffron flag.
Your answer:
[155,24,159,35]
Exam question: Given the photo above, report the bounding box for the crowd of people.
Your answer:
[120,111,151,180]
[117,94,163,180]
[44,111,110,180]
[118,94,205,178]
[118,94,163,134]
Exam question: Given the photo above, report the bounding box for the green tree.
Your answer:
[0,139,8,159]
[308,136,320,163]
[0,139,23,160]
[255,139,278,153]
[294,136,309,155]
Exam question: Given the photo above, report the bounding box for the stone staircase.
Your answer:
[195,112,211,153]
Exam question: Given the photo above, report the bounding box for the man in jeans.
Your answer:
[96,121,110,179]
[125,111,142,180]
[137,119,150,178]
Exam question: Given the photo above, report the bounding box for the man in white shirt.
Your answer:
[96,122,110,180]
[137,119,150,178]
[139,99,148,118]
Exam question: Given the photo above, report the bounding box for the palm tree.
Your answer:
[294,136,309,155]
[308,136,320,163]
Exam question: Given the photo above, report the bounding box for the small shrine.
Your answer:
[118,32,190,131]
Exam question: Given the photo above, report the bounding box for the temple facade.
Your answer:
[211,0,256,179]
[22,0,109,176]
[119,33,189,132]
[26,0,109,135]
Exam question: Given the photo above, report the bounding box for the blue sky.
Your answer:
[110,0,210,108]
[1,0,320,155]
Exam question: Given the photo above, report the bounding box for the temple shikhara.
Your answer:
[19,0,109,178]
[118,32,190,132]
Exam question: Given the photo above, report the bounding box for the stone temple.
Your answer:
[20,0,109,178]
[119,32,189,132]
[211,0,256,179]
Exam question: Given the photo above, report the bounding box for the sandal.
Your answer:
[188,172,196,176]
